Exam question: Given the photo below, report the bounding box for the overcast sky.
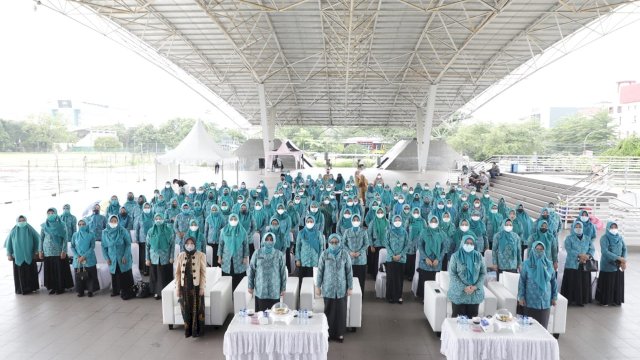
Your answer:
[1,1,639,127]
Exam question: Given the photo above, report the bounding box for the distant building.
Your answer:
[530,104,610,129]
[342,136,387,151]
[609,81,640,139]
[73,129,119,150]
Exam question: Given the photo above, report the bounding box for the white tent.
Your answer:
[157,120,236,166]
[266,139,306,170]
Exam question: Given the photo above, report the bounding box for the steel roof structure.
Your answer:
[43,0,637,128]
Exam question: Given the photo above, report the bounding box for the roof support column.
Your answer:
[418,84,438,173]
[416,107,425,171]
[258,83,274,170]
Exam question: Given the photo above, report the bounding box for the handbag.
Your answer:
[581,258,599,272]
[76,266,89,282]
[136,281,151,298]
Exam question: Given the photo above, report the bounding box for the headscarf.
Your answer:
[7,215,40,265]
[301,216,321,253]
[261,232,276,255]
[147,214,173,251]
[104,215,126,247]
[528,240,553,290]
[604,221,622,245]
[42,208,66,239]
[371,206,388,241]
[497,218,518,249]
[252,200,268,228]
[327,233,343,257]
[389,215,405,236]
[457,234,482,284]
[222,213,246,256]
[531,220,553,252]
[423,215,444,258]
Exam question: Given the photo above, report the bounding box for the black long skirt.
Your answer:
[367,246,382,277]
[441,254,449,271]
[385,261,404,302]
[255,297,280,312]
[150,263,174,296]
[209,244,219,267]
[180,286,205,338]
[74,266,100,294]
[416,269,437,300]
[43,256,74,293]
[138,242,148,275]
[324,296,348,339]
[352,265,366,293]
[596,270,625,306]
[222,259,246,291]
[13,261,39,295]
[523,307,551,329]
[561,268,592,306]
[405,253,416,280]
[112,264,135,300]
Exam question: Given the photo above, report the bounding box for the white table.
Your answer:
[440,318,559,360]
[223,313,329,360]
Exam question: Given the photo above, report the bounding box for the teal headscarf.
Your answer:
[261,232,276,254]
[457,234,482,284]
[252,200,268,228]
[531,220,553,251]
[42,208,67,239]
[147,214,173,251]
[206,205,225,229]
[300,216,321,253]
[528,240,553,290]
[423,215,444,258]
[223,214,247,256]
[7,215,40,265]
[605,221,622,245]
[371,206,388,240]
[327,233,343,257]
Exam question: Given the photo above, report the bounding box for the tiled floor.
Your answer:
[0,252,638,360]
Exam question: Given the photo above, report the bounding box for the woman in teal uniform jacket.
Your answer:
[416,215,446,300]
[367,206,388,277]
[596,221,627,306]
[447,235,486,318]
[218,213,249,291]
[342,214,370,293]
[561,221,595,306]
[102,215,135,300]
[248,232,288,312]
[518,241,558,329]
[384,215,409,304]
[71,219,99,297]
[5,215,40,295]
[40,208,73,295]
[295,216,326,280]
[146,214,176,299]
[204,204,226,267]
[491,218,522,281]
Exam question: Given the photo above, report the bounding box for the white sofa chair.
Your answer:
[411,249,420,297]
[299,268,363,331]
[423,271,497,335]
[486,271,567,338]
[232,276,300,313]
[161,267,233,329]
[130,243,142,283]
[374,248,387,298]
[483,249,497,284]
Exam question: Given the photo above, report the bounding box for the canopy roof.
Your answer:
[157,120,235,165]
[47,0,636,127]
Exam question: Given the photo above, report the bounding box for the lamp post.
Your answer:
[582,130,602,154]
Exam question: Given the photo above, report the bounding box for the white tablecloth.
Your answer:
[223,314,329,360]
[440,318,559,360]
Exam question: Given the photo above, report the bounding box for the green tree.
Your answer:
[547,111,616,154]
[603,135,640,156]
[21,114,75,151]
[94,137,123,151]
[343,144,368,154]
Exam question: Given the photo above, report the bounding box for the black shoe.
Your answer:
[77,293,85,298]
[398,298,403,304]
[49,289,56,295]
[154,294,161,300]
[110,292,119,297]
[87,292,93,298]
[337,336,344,343]
[56,290,65,295]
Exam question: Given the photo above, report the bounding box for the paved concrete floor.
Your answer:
[0,252,638,360]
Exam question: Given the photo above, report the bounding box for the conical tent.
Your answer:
[157,120,235,165]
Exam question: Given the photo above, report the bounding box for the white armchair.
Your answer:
[161,267,233,329]
[486,271,567,338]
[374,248,387,298]
[411,249,420,297]
[483,249,497,284]
[232,276,300,312]
[423,271,497,335]
[299,268,363,331]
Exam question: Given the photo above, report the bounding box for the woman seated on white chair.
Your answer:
[248,232,287,312]
[448,235,486,318]
[518,241,557,329]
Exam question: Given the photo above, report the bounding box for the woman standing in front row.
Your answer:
[384,215,408,304]
[146,214,175,300]
[248,232,288,312]
[416,215,446,301]
[102,215,135,300]
[5,215,40,295]
[175,237,207,338]
[316,234,353,343]
[518,241,557,329]
[40,208,73,295]
[71,219,100,297]
[561,221,595,306]
[448,235,486,318]
[218,213,249,291]
[596,222,627,306]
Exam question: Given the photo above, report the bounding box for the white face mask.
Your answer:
[437,204,444,209]
[474,203,480,208]
[461,197,468,201]
[409,191,414,195]
[471,216,480,221]
[376,213,385,219]
[185,244,195,252]
[484,194,490,198]
[490,209,498,214]
[398,199,404,204]
[393,221,402,228]
[311,207,319,213]
[277,209,285,215]
[165,184,171,188]
[446,203,453,208]
[504,225,513,232]
[274,194,280,198]
[109,223,118,229]
[347,202,353,207]
[460,225,470,232]
[580,216,589,222]
[412,213,420,219]
[255,206,262,211]
[323,199,330,205]
[221,206,229,211]
[294,199,301,204]
[429,222,438,229]
[257,189,262,193]
[470,192,476,196]
[609,228,619,235]
[343,214,351,219]
[463,244,474,253]
[237,199,243,204]
[306,223,315,229]
[229,220,238,227]
[190,226,198,232]
[143,208,151,214]
[352,221,361,228]
[443,217,451,223]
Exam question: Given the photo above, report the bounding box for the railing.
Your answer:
[472,155,640,190]
[608,198,640,245]
[557,167,616,229]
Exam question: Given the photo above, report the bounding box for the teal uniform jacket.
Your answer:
[418,225,447,272]
[447,249,486,305]
[492,228,522,271]
[600,225,627,273]
[5,221,39,266]
[145,223,175,265]
[384,226,409,263]
[40,218,68,257]
[101,225,133,274]
[71,228,98,268]
[248,247,287,300]
[295,228,326,267]
[518,253,557,309]
[316,248,353,299]
[563,222,595,270]
[342,227,370,266]
[218,225,250,274]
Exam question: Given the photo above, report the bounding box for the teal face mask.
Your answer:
[47,214,56,222]
[17,222,27,228]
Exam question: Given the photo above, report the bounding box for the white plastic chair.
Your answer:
[374,248,388,298]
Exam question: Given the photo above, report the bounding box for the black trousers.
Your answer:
[451,303,479,318]
[352,264,366,293]
[255,297,280,312]
[561,268,592,305]
[367,246,382,277]
[523,307,550,329]
[298,266,314,292]
[441,254,450,271]
[112,264,135,300]
[222,259,246,291]
[405,253,416,280]
[138,242,148,274]
[209,244,219,267]
[150,263,174,296]
[324,296,348,339]
[416,269,437,300]
[385,261,404,302]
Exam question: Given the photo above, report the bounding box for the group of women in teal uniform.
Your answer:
[4,171,629,339]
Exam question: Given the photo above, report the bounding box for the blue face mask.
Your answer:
[111,200,118,205]
[263,240,274,254]
[182,208,190,214]
[328,242,341,256]
[17,221,27,228]
[574,228,583,235]
[47,214,56,222]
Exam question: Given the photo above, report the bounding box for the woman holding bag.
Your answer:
[71,219,100,297]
